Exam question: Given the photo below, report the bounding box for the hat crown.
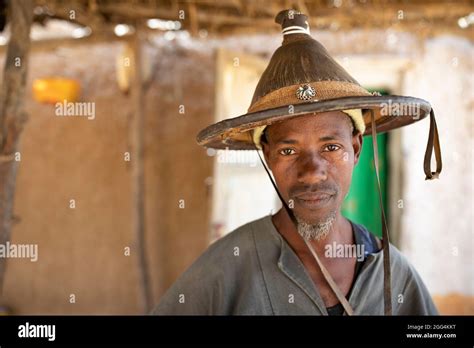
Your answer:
[275,9,309,36]
[249,9,363,109]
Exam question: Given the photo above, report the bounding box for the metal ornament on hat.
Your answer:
[296,84,316,101]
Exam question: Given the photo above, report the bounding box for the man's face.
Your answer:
[262,111,363,226]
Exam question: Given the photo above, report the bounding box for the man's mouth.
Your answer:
[293,192,335,209]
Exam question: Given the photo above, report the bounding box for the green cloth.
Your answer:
[342,133,388,238]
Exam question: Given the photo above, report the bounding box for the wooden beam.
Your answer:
[0,0,33,294]
[29,0,473,40]
[187,1,198,37]
[130,24,153,314]
[35,0,104,32]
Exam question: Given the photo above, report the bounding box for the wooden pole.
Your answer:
[0,0,33,295]
[130,25,152,313]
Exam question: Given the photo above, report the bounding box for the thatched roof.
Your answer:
[31,0,473,40]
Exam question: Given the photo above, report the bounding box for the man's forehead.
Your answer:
[266,111,352,140]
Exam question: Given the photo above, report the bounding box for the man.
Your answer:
[153,9,441,315]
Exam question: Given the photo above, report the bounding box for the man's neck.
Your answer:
[271,207,359,308]
[271,208,354,256]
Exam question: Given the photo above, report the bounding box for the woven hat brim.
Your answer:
[196,95,431,150]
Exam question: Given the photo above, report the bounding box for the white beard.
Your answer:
[295,211,337,241]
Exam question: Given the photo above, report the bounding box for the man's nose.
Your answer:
[296,151,328,184]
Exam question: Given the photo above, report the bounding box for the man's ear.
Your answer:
[352,132,363,165]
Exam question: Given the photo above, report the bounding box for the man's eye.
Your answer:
[279,148,296,156]
[324,144,341,152]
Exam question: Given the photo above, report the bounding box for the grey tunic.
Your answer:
[152,215,438,315]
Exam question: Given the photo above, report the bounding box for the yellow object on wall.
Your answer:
[33,78,81,104]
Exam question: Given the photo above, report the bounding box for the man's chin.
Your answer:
[292,207,337,226]
[294,210,337,241]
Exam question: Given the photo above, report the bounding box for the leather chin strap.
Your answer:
[424,109,442,180]
[304,235,354,315]
[253,107,442,316]
[370,110,392,316]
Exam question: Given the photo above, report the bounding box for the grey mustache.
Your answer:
[289,184,339,197]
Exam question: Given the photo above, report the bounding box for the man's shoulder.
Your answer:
[227,214,272,236]
[205,214,273,257]
[350,220,418,275]
[177,215,272,272]
[388,243,420,276]
[153,215,274,314]
[352,225,423,283]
